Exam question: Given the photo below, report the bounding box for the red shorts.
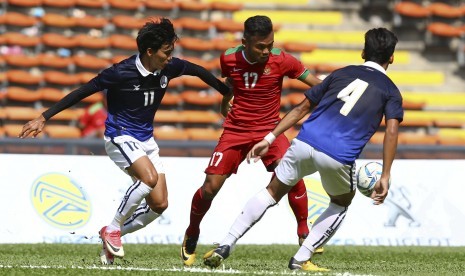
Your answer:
[205,128,291,175]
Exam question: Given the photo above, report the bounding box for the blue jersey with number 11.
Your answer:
[297,62,404,164]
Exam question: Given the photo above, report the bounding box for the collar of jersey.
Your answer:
[242,51,257,65]
[362,61,386,75]
[136,54,162,77]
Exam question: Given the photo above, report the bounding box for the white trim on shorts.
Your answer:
[275,139,356,196]
[104,135,165,174]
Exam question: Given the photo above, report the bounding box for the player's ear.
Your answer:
[241,37,246,46]
[389,55,394,64]
[361,50,365,60]
[146,48,154,57]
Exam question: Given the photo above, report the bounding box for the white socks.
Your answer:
[222,188,277,247]
[109,180,152,231]
[294,202,347,262]
[121,203,160,235]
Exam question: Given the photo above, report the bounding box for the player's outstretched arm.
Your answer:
[300,71,322,87]
[18,82,99,139]
[372,118,400,204]
[183,61,231,96]
[247,98,313,163]
[19,115,46,138]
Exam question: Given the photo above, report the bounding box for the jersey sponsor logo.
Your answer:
[133,85,140,91]
[263,66,271,75]
[31,173,91,230]
[160,75,168,88]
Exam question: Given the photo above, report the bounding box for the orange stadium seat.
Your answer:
[427,22,463,38]
[178,17,213,39]
[282,42,317,54]
[42,0,76,8]
[108,0,142,15]
[210,1,243,18]
[110,34,138,51]
[41,13,77,29]
[183,56,218,71]
[6,70,43,86]
[182,110,222,125]
[3,32,41,48]
[288,78,310,91]
[428,2,463,20]
[144,1,177,20]
[167,77,183,90]
[39,53,74,69]
[3,12,38,28]
[214,19,243,33]
[75,15,109,30]
[394,1,431,19]
[4,106,41,121]
[76,34,111,50]
[179,37,215,56]
[181,90,221,108]
[75,0,107,9]
[178,1,211,19]
[153,126,189,141]
[81,92,103,104]
[111,55,130,64]
[286,92,306,106]
[111,15,146,31]
[73,54,111,71]
[160,92,182,108]
[154,110,187,124]
[6,86,42,104]
[39,87,66,104]
[44,125,81,138]
[369,131,385,144]
[185,127,222,141]
[43,71,81,86]
[182,75,212,90]
[398,132,439,145]
[42,33,79,49]
[78,72,97,83]
[4,54,41,68]
[212,39,240,52]
[434,118,465,128]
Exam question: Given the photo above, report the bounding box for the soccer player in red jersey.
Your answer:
[180,15,322,266]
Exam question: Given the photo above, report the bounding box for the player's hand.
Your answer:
[371,176,390,205]
[246,140,270,164]
[19,115,46,138]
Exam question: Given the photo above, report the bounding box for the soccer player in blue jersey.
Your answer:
[203,28,403,271]
[18,18,232,264]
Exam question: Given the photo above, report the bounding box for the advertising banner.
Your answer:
[0,154,463,246]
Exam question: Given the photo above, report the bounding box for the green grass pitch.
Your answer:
[0,244,464,275]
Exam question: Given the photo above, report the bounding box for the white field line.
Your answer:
[0,264,375,276]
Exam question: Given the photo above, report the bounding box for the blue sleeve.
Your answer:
[384,85,404,122]
[167,57,187,78]
[304,73,332,105]
[90,64,121,90]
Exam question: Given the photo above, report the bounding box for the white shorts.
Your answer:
[104,135,165,174]
[275,139,356,196]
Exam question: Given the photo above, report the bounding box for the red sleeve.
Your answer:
[280,51,307,79]
[220,52,230,78]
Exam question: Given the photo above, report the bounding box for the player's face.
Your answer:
[148,43,174,70]
[243,32,274,64]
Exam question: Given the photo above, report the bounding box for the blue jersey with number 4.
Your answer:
[89,55,187,141]
[297,62,404,164]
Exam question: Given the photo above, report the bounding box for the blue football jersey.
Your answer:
[296,62,403,164]
[89,55,187,141]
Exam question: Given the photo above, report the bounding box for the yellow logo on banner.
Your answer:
[31,173,91,230]
[304,177,330,225]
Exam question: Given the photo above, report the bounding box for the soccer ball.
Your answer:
[356,162,383,197]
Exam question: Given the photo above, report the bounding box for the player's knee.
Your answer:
[151,200,168,214]
[140,174,158,188]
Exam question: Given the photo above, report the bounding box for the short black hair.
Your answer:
[363,28,398,64]
[243,15,273,40]
[136,18,179,55]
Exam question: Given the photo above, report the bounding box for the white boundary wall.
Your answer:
[1,154,463,246]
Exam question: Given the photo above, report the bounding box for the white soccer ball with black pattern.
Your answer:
[356,162,383,197]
